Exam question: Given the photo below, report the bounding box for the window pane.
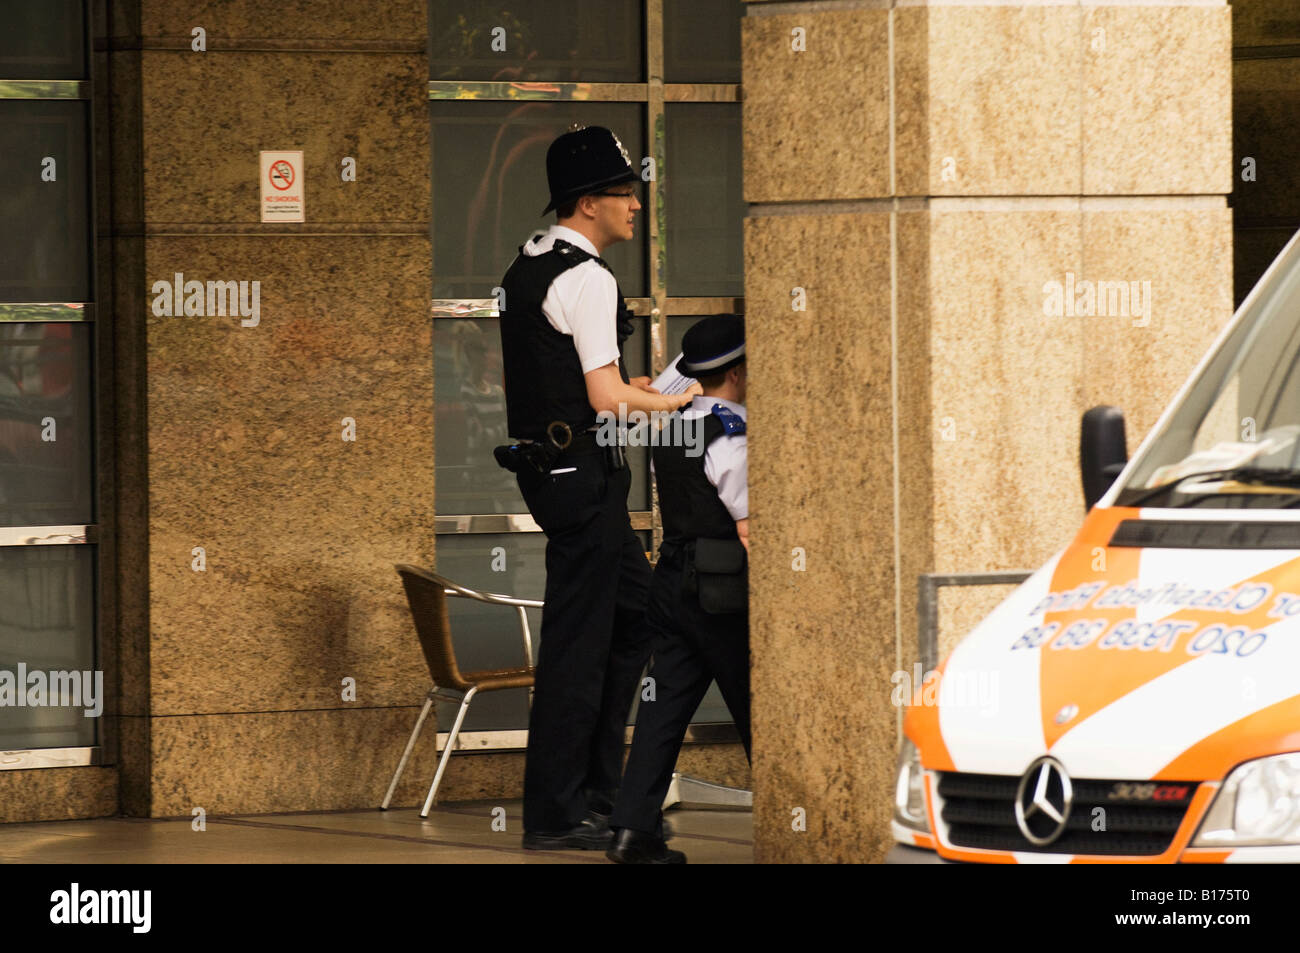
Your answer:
[664,0,743,84]
[0,0,86,80]
[434,315,648,513]
[0,544,96,749]
[0,101,91,302]
[435,317,523,515]
[665,103,744,296]
[429,0,642,83]
[431,101,647,298]
[0,323,93,526]
[433,532,543,731]
[623,316,650,512]
[434,531,731,733]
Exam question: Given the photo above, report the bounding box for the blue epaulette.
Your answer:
[711,403,746,436]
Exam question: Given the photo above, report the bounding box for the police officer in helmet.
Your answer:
[496,124,694,849]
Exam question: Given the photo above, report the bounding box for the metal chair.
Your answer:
[380,564,540,817]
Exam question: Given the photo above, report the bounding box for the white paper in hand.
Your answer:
[651,354,694,396]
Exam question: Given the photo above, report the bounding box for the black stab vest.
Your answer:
[499,238,631,441]
[654,412,739,544]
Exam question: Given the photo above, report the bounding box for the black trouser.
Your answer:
[516,450,653,833]
[610,548,751,836]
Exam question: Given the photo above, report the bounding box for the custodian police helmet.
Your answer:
[679,315,745,378]
[542,124,639,215]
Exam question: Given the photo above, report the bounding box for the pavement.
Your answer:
[0,799,753,864]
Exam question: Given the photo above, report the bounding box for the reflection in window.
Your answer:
[430,101,647,298]
[433,532,544,731]
[0,544,96,749]
[0,101,92,302]
[433,531,660,732]
[0,322,93,527]
[429,0,642,83]
[435,316,651,513]
[435,318,521,515]
[0,0,86,80]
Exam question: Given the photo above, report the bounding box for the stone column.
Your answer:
[110,0,439,815]
[742,0,1231,862]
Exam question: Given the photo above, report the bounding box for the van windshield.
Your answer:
[1116,231,1300,509]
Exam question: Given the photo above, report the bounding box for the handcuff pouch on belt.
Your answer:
[685,537,748,614]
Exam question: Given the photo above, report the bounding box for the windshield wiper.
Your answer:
[1120,466,1300,508]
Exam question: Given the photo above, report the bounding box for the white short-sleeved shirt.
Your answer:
[518,225,620,375]
[683,395,748,521]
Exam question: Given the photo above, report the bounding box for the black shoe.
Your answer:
[606,827,687,864]
[522,814,613,851]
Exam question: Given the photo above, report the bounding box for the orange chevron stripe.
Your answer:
[905,658,955,772]
[1157,691,1300,781]
[1040,508,1300,749]
[1039,507,1141,747]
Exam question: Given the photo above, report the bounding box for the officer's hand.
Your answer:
[629,376,659,394]
[685,381,703,397]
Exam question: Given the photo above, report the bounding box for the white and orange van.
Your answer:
[891,230,1300,863]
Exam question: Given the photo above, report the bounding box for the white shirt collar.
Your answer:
[689,394,746,420]
[551,224,599,256]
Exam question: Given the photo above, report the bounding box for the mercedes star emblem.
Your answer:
[1014,755,1073,846]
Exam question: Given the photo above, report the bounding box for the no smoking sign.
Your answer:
[260,150,304,222]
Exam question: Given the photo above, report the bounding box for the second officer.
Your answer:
[606,315,751,864]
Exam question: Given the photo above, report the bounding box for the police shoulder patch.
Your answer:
[711,404,746,436]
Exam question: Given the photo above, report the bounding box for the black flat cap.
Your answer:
[679,315,745,378]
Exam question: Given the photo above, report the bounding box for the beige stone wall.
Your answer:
[112,0,439,816]
[743,0,1233,862]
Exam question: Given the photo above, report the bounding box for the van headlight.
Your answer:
[894,737,930,833]
[1194,753,1300,846]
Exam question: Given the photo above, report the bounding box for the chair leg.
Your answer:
[420,686,477,818]
[380,691,435,810]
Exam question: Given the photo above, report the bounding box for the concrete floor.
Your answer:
[0,800,753,864]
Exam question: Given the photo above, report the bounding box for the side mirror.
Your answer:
[1081,405,1127,510]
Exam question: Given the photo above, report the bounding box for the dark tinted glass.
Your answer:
[430,101,647,298]
[0,100,91,302]
[429,0,642,83]
[434,532,542,731]
[0,0,86,79]
[665,103,744,296]
[0,323,93,526]
[623,316,650,511]
[0,544,96,748]
[664,0,743,83]
[435,529,654,731]
[435,317,523,515]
